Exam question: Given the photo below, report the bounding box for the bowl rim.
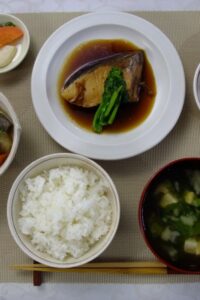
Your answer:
[7,152,120,268]
[193,63,200,111]
[0,92,21,175]
[138,157,200,274]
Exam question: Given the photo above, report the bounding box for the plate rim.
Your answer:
[31,11,185,160]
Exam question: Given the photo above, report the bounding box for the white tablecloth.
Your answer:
[0,1,200,299]
[1,0,200,12]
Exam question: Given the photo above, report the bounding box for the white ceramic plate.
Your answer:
[31,12,185,160]
[0,14,30,73]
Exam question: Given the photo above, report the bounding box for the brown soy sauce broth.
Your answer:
[58,39,156,133]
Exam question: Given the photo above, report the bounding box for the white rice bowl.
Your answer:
[7,153,120,268]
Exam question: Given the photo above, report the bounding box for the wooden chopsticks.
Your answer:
[11,261,184,286]
[33,260,42,286]
[11,261,168,275]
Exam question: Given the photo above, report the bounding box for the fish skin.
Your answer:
[61,50,144,108]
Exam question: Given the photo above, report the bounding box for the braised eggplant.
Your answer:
[0,109,13,166]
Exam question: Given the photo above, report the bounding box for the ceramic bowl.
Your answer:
[7,153,120,268]
[139,157,200,274]
[0,13,30,73]
[0,92,21,175]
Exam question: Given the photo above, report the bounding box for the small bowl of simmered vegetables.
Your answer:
[0,92,21,175]
[139,158,200,273]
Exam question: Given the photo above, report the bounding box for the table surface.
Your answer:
[0,1,200,299]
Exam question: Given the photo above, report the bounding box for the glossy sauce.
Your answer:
[58,39,156,133]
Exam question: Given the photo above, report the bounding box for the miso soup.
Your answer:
[142,159,200,272]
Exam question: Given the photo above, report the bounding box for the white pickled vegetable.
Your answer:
[0,45,17,67]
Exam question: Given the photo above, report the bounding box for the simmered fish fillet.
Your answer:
[61,51,144,108]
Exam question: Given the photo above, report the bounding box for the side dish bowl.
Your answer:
[0,92,21,175]
[7,153,120,268]
[139,157,200,274]
[0,14,30,73]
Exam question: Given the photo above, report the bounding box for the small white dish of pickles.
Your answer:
[0,14,30,74]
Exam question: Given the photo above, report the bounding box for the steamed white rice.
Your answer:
[18,166,112,260]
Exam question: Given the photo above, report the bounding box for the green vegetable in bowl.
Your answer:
[92,67,128,133]
[0,22,15,27]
